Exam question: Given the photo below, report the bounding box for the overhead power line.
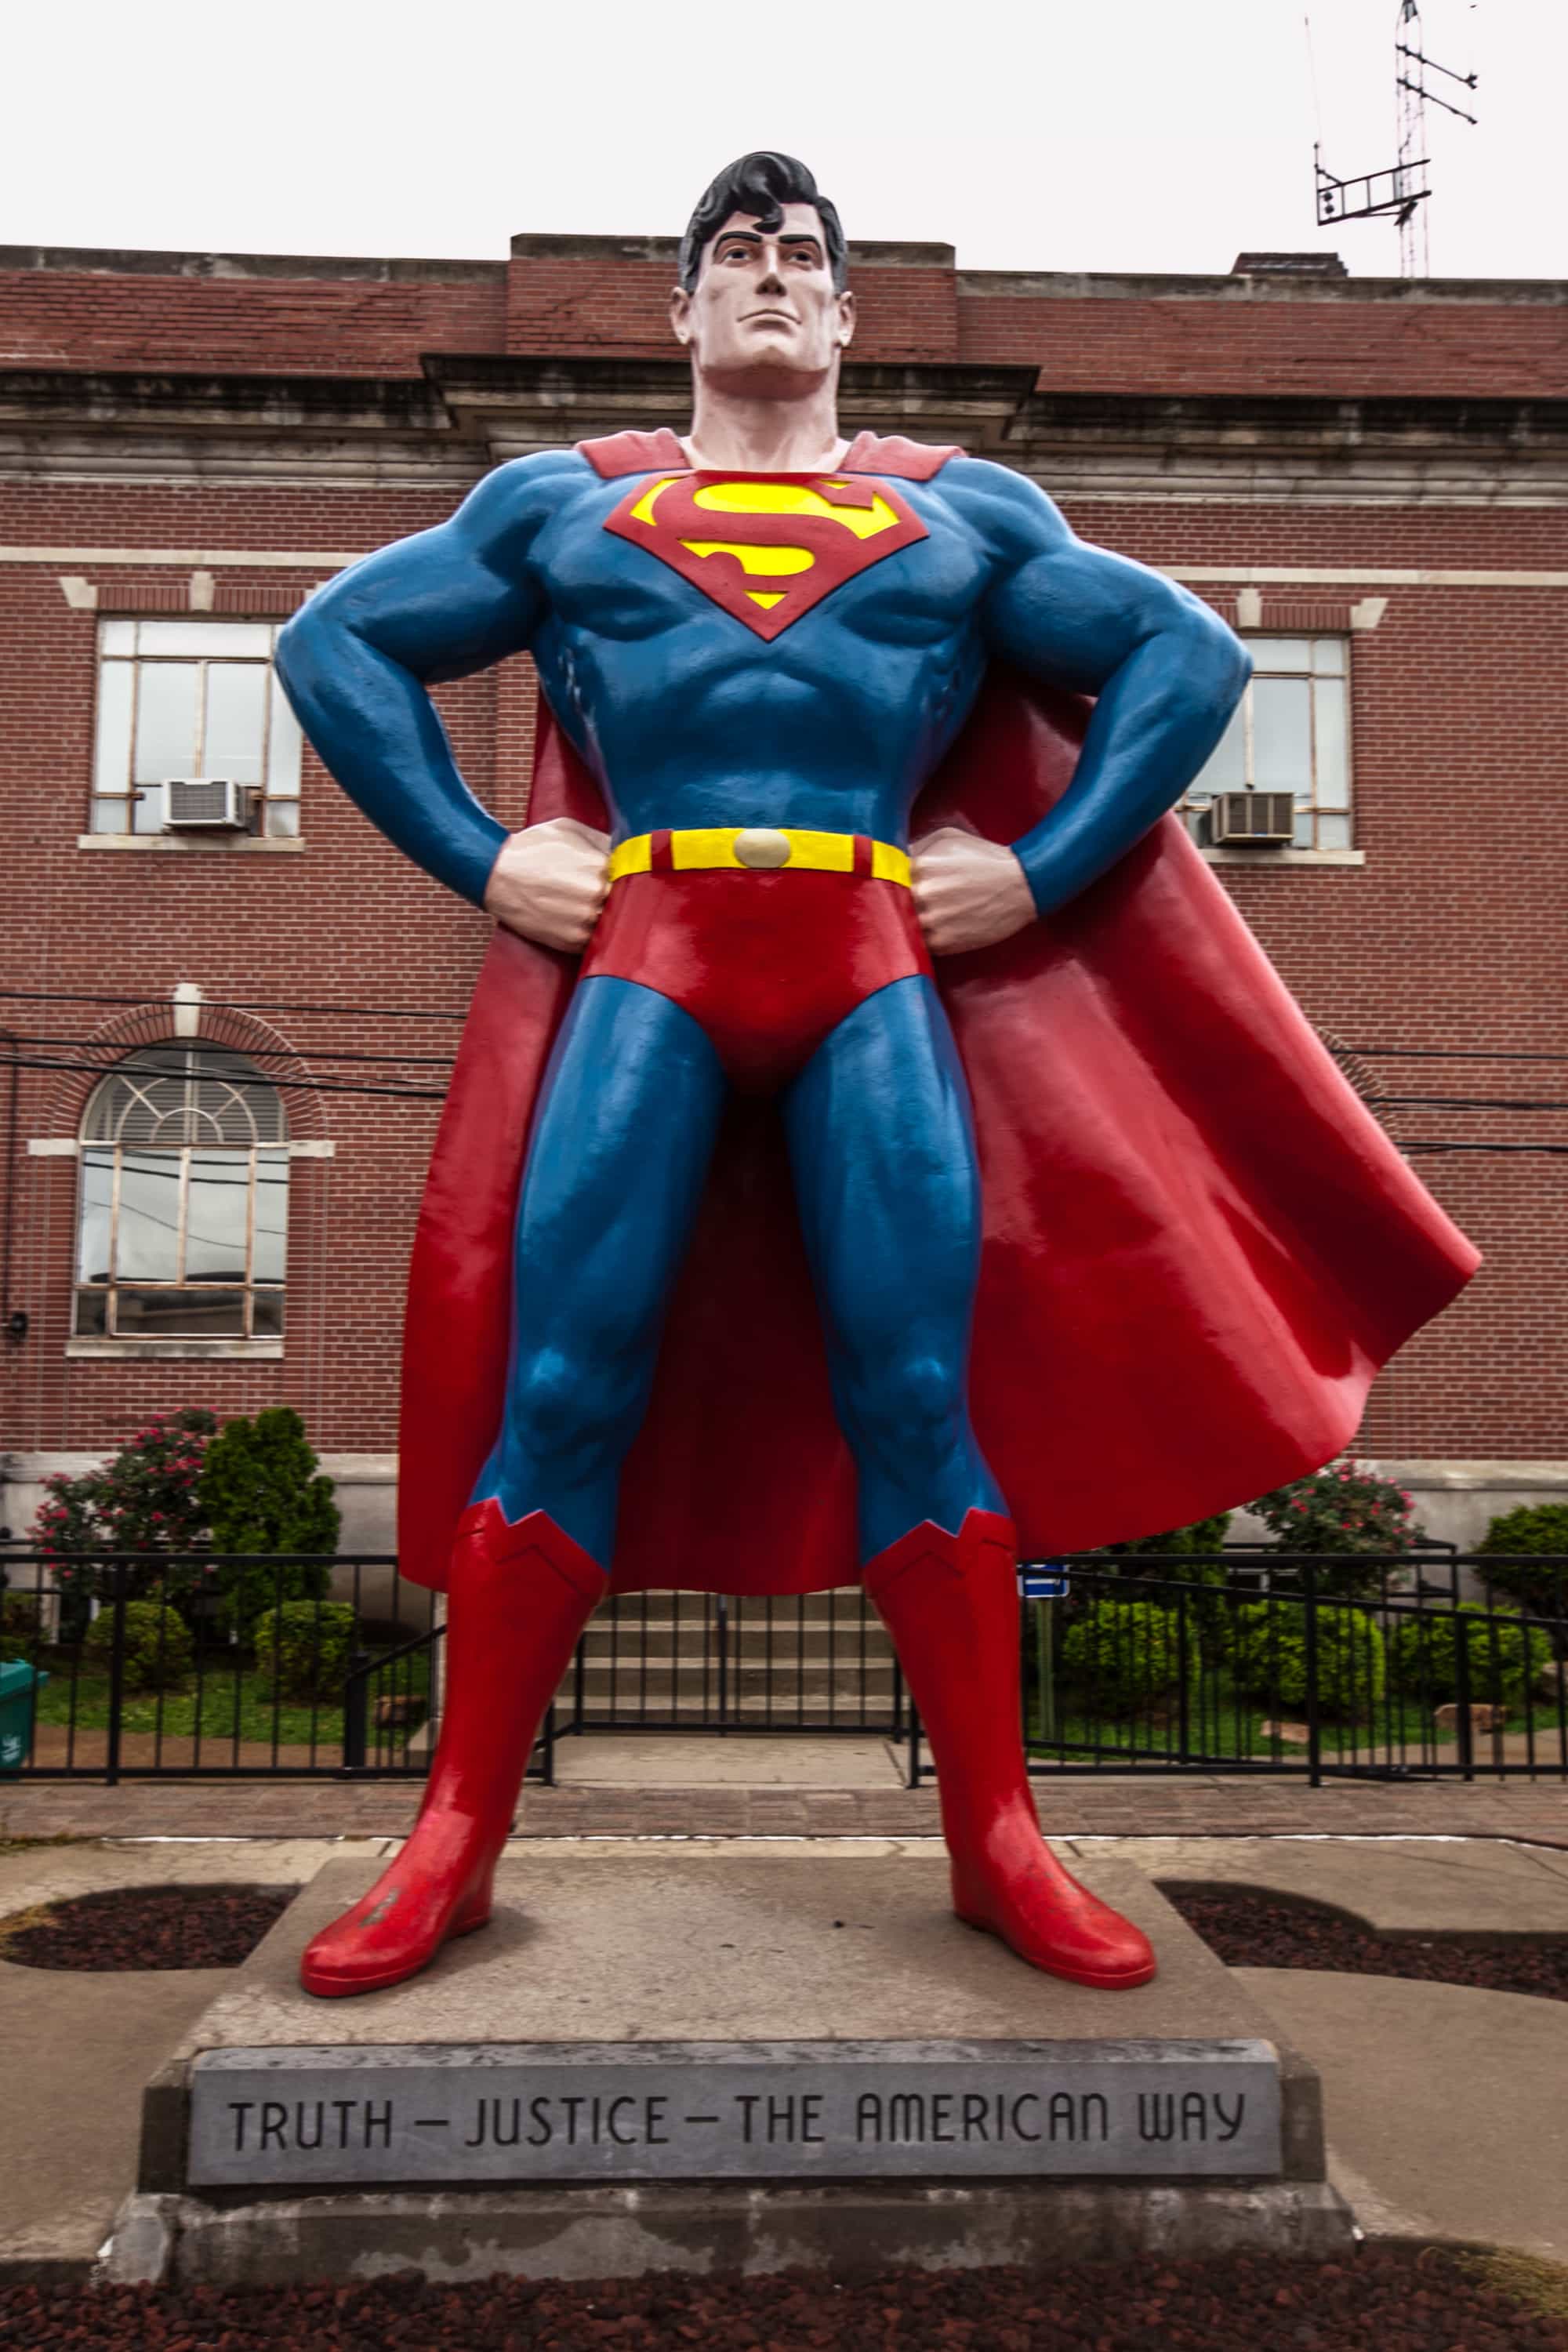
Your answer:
[0,1051,445,1105]
[1,990,1563,1068]
[0,986,466,1024]
[2,1031,454,1072]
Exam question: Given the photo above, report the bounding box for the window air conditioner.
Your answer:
[162,778,253,831]
[1210,791,1297,846]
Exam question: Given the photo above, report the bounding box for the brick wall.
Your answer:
[2,239,1564,1494]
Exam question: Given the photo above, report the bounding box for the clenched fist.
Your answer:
[911,826,1036,956]
[483,817,611,952]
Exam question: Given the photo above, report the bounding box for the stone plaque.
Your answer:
[188,2038,1282,2188]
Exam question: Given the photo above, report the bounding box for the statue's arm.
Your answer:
[964,462,1251,916]
[274,452,578,906]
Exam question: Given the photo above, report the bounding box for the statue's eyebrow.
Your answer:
[717,227,823,252]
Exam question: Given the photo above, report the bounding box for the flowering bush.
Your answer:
[1248,1459,1419,1600]
[31,1410,220,1623]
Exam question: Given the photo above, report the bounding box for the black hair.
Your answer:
[677,153,848,293]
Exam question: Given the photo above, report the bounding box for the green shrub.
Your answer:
[200,1408,339,1632]
[1230,1602,1385,1719]
[85,1597,194,1693]
[1096,1512,1233,1588]
[1475,1507,1568,1617]
[252,1602,357,1701]
[1390,1605,1552,1708]
[1060,1599,1200,1716]
[0,1593,43,1661]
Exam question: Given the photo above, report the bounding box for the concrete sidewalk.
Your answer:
[3,1751,1566,1844]
[2,1829,1566,2278]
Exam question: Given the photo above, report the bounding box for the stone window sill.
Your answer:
[65,1338,285,1361]
[77,833,304,853]
[1200,847,1365,869]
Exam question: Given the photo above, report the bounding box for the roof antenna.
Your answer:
[1312,0,1479,277]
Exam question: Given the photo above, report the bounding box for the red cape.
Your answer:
[398,437,1479,1595]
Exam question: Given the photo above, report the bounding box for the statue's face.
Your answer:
[670,202,855,397]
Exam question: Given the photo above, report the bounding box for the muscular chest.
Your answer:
[537,470,990,664]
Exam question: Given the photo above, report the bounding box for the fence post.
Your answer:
[103,1560,128,1789]
[1176,1584,1192,1763]
[1303,1563,1322,1788]
[906,1699,922,1790]
[342,1647,371,1773]
[1454,1612,1474,1780]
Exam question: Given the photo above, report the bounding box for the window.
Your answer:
[89,620,303,837]
[1182,636,1352,851]
[74,1044,289,1341]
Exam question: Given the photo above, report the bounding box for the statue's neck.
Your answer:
[681,379,847,475]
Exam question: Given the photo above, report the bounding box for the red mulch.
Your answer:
[1160,1882,1568,2001]
[2,2252,1565,2350]
[0,1883,295,1971]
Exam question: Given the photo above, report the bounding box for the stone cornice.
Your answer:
[420,354,1038,459]
[1008,390,1568,507]
[3,357,1566,505]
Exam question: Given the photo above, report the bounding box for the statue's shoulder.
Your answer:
[459,446,600,545]
[574,430,977,485]
[577,429,691,481]
[917,456,1073,557]
[840,431,966,482]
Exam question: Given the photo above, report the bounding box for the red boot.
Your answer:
[865,1510,1156,1991]
[299,1499,603,1998]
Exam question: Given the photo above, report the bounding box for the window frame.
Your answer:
[72,1044,289,1345]
[1180,633,1353,853]
[89,619,303,840]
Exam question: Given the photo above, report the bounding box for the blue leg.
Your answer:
[782,975,1006,1561]
[471,975,728,1567]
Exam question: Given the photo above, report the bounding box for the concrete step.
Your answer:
[578,1627,897,1665]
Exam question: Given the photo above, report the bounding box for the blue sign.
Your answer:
[1018,1563,1070,1600]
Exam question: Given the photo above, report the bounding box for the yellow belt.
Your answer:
[607,826,912,888]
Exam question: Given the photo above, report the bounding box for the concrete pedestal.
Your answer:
[114,1849,1352,2282]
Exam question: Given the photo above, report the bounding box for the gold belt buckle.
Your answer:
[732,828,793,869]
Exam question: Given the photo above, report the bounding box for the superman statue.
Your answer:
[276,153,1478,2001]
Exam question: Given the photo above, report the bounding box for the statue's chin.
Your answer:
[694,340,837,405]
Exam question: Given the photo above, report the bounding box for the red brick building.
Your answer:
[2,231,1565,1552]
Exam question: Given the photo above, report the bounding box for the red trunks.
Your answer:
[580,869,934,1092]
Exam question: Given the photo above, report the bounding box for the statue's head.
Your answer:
[670,153,855,399]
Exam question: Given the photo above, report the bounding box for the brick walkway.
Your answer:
[2,1773,1564,1846]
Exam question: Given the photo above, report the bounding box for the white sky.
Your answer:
[3,0,1557,284]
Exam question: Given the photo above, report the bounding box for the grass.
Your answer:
[24,1644,430,1749]
[1025,1675,1566,1763]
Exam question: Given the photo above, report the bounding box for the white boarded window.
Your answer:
[1181,637,1352,851]
[74,1044,289,1341]
[89,620,303,838]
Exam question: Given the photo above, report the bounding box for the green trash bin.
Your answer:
[0,1657,48,1773]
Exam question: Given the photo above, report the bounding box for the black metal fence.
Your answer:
[554,1584,907,1740]
[0,1552,448,1784]
[912,1549,1568,1788]
[1,1546,1563,1790]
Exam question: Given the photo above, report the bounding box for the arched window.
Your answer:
[74,1044,289,1340]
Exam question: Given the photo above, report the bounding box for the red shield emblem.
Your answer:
[602,471,929,641]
